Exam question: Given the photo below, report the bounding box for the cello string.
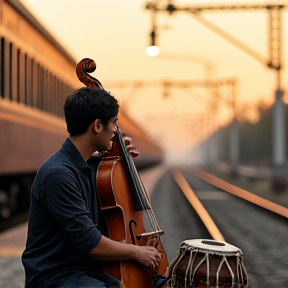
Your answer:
[134,166,161,231]
[116,126,149,210]
[126,151,161,231]
[123,132,162,232]
[117,126,160,230]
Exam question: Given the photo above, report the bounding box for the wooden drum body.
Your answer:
[168,239,248,288]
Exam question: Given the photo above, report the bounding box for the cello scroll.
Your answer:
[76,58,105,89]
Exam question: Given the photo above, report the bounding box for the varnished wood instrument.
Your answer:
[76,58,169,288]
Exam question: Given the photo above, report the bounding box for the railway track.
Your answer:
[0,165,287,288]
[151,166,288,288]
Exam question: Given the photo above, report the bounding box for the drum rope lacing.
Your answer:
[169,241,249,288]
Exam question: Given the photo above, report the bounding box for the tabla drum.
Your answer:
[168,239,248,288]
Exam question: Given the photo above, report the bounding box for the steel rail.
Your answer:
[172,169,225,242]
[189,168,288,219]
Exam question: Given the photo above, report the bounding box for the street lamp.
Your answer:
[146,30,159,56]
[146,6,159,57]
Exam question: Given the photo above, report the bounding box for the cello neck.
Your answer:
[114,125,150,211]
[114,126,162,232]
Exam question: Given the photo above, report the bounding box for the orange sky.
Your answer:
[19,0,288,162]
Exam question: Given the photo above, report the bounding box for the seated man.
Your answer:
[22,87,167,288]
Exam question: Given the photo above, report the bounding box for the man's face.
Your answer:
[97,116,118,152]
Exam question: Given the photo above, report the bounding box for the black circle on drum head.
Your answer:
[201,240,225,246]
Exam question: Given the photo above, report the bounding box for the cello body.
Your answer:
[97,155,156,287]
[76,58,169,288]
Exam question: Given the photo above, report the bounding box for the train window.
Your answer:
[55,78,60,116]
[1,38,10,100]
[24,54,31,107]
[46,71,50,113]
[10,43,17,102]
[31,58,34,107]
[52,75,56,115]
[0,38,3,98]
[48,72,53,114]
[17,49,20,102]
[43,69,46,111]
[25,54,28,106]
[43,68,47,111]
[32,59,38,108]
[17,49,26,104]
[9,43,12,101]
[24,54,27,105]
[43,67,47,111]
[38,64,43,110]
[60,81,64,117]
[46,70,51,113]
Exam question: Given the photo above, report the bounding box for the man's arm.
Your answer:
[88,235,161,270]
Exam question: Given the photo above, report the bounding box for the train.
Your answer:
[0,0,164,220]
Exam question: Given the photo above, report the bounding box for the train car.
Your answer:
[0,0,163,220]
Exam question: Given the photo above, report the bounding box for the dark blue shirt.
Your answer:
[22,138,103,287]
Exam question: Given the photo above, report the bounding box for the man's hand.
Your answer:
[89,236,161,274]
[123,135,140,158]
[97,135,140,158]
[134,245,162,272]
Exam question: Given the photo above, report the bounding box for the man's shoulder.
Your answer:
[42,150,69,169]
[31,150,79,198]
[36,149,77,182]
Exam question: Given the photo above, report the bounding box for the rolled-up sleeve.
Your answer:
[40,170,102,254]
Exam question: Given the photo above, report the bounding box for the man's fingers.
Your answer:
[123,136,132,145]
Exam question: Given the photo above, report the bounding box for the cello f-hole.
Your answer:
[129,220,137,245]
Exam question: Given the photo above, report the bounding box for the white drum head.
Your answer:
[181,239,242,255]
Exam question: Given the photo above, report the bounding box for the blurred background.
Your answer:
[0,2,287,287]
[0,0,287,220]
[18,0,288,185]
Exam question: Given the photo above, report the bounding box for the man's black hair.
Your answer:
[64,87,119,136]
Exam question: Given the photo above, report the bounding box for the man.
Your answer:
[22,87,164,288]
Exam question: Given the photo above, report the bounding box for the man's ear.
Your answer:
[93,119,102,133]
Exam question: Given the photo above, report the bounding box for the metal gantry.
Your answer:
[106,78,238,170]
[145,0,287,191]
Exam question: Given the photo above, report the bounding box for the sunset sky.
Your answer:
[19,0,288,162]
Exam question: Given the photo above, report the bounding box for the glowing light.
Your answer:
[146,45,159,57]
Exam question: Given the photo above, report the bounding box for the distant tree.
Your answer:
[191,103,287,166]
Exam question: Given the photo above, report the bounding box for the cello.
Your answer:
[76,58,169,288]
